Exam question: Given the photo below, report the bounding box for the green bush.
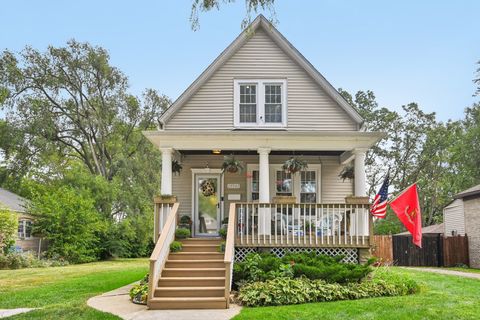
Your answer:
[129,274,149,304]
[0,209,18,254]
[170,241,182,252]
[237,271,420,307]
[175,228,191,239]
[284,252,372,283]
[218,228,227,239]
[0,252,69,269]
[233,252,372,287]
[218,241,226,252]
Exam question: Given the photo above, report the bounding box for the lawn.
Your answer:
[234,267,480,320]
[446,267,480,274]
[0,258,148,319]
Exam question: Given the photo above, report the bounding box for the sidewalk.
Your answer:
[87,283,242,320]
[403,267,480,280]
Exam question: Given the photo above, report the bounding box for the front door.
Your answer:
[194,174,221,236]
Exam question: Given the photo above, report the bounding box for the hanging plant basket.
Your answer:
[339,165,354,181]
[282,157,308,174]
[222,156,244,174]
[172,160,183,175]
[200,179,216,197]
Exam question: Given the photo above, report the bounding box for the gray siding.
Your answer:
[172,155,353,219]
[165,29,357,131]
[464,197,480,268]
[443,199,465,236]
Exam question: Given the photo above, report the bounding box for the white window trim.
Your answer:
[18,219,33,240]
[234,79,288,128]
[246,163,321,202]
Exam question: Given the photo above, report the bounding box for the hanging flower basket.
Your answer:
[339,165,354,181]
[222,156,244,174]
[172,160,183,175]
[282,157,308,174]
[200,179,216,197]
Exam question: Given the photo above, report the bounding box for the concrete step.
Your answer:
[162,268,225,278]
[168,252,224,260]
[149,297,227,309]
[154,286,225,298]
[158,277,225,287]
[165,259,225,268]
[181,244,220,252]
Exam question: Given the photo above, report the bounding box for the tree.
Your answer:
[190,0,277,30]
[474,60,480,96]
[0,209,17,254]
[0,41,169,182]
[30,184,104,263]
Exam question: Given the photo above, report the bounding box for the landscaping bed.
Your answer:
[233,252,419,307]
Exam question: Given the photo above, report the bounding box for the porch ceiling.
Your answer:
[142,130,385,152]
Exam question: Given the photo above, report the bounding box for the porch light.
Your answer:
[212,149,221,154]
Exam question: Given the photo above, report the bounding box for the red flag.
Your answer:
[389,183,422,247]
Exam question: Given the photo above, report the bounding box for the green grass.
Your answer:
[0,258,148,319]
[234,267,480,320]
[446,267,480,274]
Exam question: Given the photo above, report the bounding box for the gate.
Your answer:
[392,234,443,267]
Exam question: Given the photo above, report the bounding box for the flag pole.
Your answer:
[388,181,418,204]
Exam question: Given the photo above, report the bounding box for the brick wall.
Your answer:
[464,196,480,268]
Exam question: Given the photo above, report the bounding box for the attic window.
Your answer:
[234,79,287,128]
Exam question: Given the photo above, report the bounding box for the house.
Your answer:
[143,15,383,309]
[444,184,480,268]
[0,188,46,255]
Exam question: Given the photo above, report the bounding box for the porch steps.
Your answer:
[151,238,228,309]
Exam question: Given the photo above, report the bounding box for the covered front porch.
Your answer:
[145,130,382,247]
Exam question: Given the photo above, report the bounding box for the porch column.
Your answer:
[160,148,173,195]
[258,148,271,235]
[353,148,368,235]
[353,149,367,196]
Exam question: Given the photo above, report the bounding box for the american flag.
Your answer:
[371,173,389,218]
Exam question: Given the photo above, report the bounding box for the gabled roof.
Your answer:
[0,188,28,213]
[454,184,480,199]
[159,15,364,126]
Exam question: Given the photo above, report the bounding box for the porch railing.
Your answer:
[232,202,372,248]
[147,202,179,307]
[223,203,236,308]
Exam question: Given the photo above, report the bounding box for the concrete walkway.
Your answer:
[404,267,480,280]
[0,308,35,319]
[87,283,242,320]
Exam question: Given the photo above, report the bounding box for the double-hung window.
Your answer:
[18,219,33,239]
[234,79,287,128]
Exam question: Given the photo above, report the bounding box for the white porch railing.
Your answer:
[233,202,372,248]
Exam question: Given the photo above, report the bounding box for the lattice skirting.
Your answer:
[234,247,359,264]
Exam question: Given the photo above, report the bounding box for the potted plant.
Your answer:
[179,215,192,230]
[282,157,308,174]
[175,228,191,239]
[172,160,183,175]
[222,155,244,174]
[221,217,229,230]
[303,220,314,235]
[218,227,227,240]
[339,165,354,181]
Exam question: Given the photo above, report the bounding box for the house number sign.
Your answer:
[227,183,240,189]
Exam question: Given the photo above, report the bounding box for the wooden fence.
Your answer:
[372,234,469,267]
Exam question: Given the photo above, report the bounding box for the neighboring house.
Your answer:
[0,188,46,255]
[444,184,480,268]
[143,15,383,309]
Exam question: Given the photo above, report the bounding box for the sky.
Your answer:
[1,0,479,122]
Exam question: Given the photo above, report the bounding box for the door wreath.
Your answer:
[200,179,216,197]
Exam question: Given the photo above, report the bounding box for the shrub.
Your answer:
[175,228,191,239]
[170,241,182,252]
[0,209,18,254]
[218,241,225,252]
[130,274,149,304]
[0,252,69,269]
[218,228,227,239]
[233,253,293,287]
[237,271,420,307]
[284,252,372,283]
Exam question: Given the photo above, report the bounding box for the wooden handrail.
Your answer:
[223,203,236,308]
[147,202,179,308]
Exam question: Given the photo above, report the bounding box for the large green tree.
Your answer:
[0,41,170,259]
